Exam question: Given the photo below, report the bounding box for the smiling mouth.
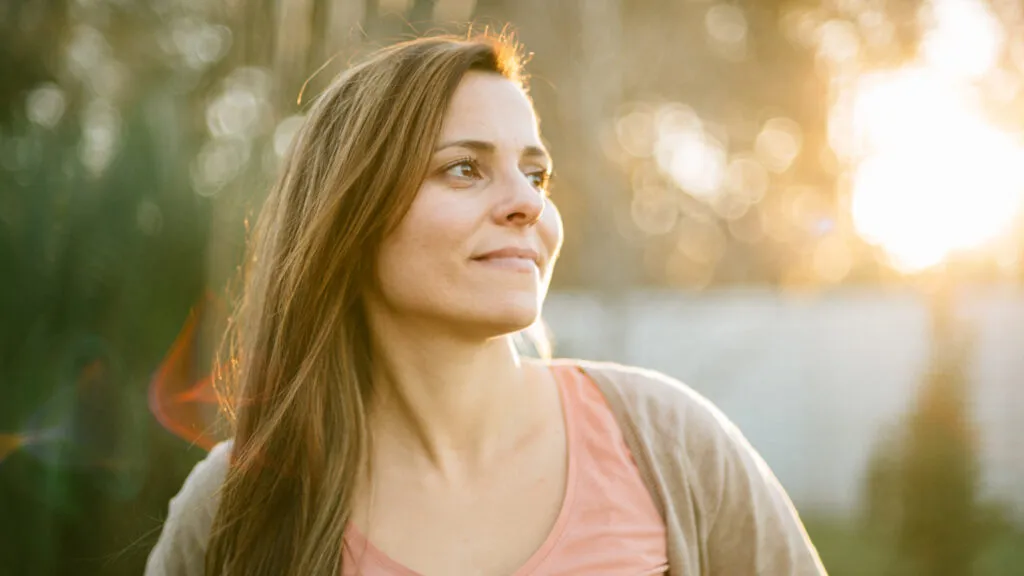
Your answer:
[471,256,538,273]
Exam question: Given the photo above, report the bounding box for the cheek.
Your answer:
[398,188,479,257]
[540,200,564,257]
[376,187,479,295]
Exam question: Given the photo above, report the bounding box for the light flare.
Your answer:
[148,294,224,451]
[831,0,1024,272]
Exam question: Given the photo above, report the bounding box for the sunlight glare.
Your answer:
[836,0,1024,272]
[920,0,1004,80]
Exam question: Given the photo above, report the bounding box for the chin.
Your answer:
[464,294,542,337]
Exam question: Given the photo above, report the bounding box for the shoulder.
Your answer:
[553,358,767,517]
[551,357,752,499]
[553,358,739,447]
[557,359,826,574]
[145,440,234,576]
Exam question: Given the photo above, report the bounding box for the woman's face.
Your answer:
[373,71,563,339]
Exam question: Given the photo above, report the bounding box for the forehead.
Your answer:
[439,72,541,145]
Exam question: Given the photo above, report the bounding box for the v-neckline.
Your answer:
[342,364,581,575]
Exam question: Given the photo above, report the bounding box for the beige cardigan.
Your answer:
[145,360,827,575]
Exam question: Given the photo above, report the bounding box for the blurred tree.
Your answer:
[1,0,221,572]
[861,421,904,540]
[861,280,985,576]
[0,0,69,125]
[894,283,982,576]
[569,0,635,360]
[409,0,437,24]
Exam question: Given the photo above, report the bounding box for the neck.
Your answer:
[367,316,543,478]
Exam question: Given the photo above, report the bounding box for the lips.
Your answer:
[471,246,541,272]
[472,246,540,264]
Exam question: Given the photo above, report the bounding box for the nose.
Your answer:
[493,171,544,226]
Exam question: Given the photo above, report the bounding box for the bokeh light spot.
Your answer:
[273,114,306,158]
[755,117,803,174]
[26,84,67,129]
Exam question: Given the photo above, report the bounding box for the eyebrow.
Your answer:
[435,139,552,166]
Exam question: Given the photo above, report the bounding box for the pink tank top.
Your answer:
[342,364,669,575]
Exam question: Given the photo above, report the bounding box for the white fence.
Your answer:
[543,287,1024,519]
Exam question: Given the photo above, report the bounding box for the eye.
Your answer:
[443,158,482,180]
[526,169,552,193]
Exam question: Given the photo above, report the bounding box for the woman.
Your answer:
[146,35,826,576]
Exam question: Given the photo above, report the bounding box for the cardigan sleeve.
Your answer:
[691,401,827,575]
[577,360,827,575]
[144,440,233,576]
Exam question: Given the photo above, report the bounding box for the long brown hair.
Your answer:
[206,35,527,575]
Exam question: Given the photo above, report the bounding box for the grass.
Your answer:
[803,514,1024,576]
